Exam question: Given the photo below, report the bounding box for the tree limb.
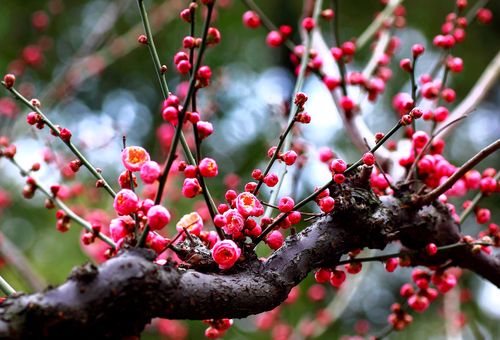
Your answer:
[0,174,498,338]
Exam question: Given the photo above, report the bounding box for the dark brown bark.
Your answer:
[0,173,498,338]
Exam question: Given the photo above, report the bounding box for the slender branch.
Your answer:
[356,0,403,50]
[436,50,500,140]
[459,171,500,223]
[337,241,491,265]
[405,115,468,183]
[5,156,116,249]
[1,83,116,198]
[0,232,46,292]
[362,138,396,191]
[135,0,197,183]
[122,137,140,237]
[253,111,298,195]
[312,29,393,167]
[408,52,421,181]
[240,0,296,51]
[417,139,500,205]
[154,2,216,205]
[374,324,396,340]
[465,0,490,23]
[241,0,278,31]
[332,0,348,96]
[0,275,15,296]
[189,4,199,161]
[262,0,324,217]
[184,5,222,239]
[137,0,169,97]
[360,30,391,81]
[256,120,402,245]
[261,200,319,216]
[431,56,451,130]
[444,286,462,340]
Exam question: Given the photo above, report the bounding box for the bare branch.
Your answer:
[356,0,403,50]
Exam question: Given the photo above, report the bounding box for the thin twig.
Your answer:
[262,0,324,218]
[417,139,500,205]
[137,1,221,245]
[137,0,169,96]
[404,114,468,183]
[465,0,490,23]
[459,171,500,223]
[436,50,500,141]
[0,232,46,291]
[356,0,403,50]
[363,138,396,191]
[153,2,216,205]
[255,120,403,245]
[1,83,117,198]
[360,29,391,82]
[337,241,491,265]
[241,0,296,51]
[135,0,197,170]
[332,0,348,96]
[0,275,15,296]
[253,111,299,195]
[5,156,116,249]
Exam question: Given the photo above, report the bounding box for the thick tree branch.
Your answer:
[452,249,500,287]
[0,175,498,338]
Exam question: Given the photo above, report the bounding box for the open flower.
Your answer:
[176,212,203,236]
[235,192,264,217]
[122,146,150,172]
[222,209,244,235]
[211,240,241,270]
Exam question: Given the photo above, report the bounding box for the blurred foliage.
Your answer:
[0,0,499,339]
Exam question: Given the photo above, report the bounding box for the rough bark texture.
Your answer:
[0,174,498,338]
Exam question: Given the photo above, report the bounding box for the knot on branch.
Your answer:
[68,262,98,283]
[398,201,461,250]
[327,170,396,250]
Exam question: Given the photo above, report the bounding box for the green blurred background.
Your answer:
[0,0,499,339]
